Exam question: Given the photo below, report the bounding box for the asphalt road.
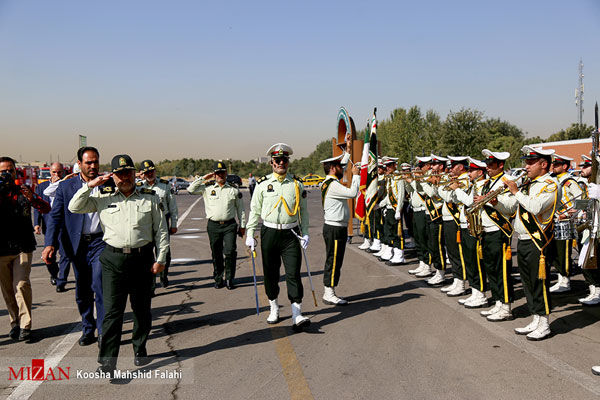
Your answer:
[1,188,600,400]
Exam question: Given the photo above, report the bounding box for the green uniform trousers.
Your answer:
[260,226,303,303]
[383,208,403,249]
[98,244,154,367]
[412,211,429,263]
[443,220,463,279]
[207,219,238,283]
[547,239,573,277]
[481,230,513,304]
[322,224,347,287]
[461,228,487,292]
[374,208,384,242]
[427,217,446,270]
[517,239,552,316]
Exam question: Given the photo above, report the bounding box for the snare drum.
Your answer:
[554,220,576,240]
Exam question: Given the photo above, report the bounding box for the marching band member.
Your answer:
[382,157,406,265]
[501,146,558,340]
[407,157,433,276]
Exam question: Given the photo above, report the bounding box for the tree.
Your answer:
[440,108,486,157]
[546,123,594,142]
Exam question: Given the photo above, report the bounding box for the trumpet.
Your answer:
[466,170,528,215]
[436,176,469,189]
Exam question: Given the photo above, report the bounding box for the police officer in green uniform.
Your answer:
[319,150,359,305]
[139,159,178,291]
[245,143,310,330]
[188,161,246,290]
[68,154,169,375]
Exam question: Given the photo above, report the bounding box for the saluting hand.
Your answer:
[87,173,113,188]
[202,172,215,181]
[151,262,165,274]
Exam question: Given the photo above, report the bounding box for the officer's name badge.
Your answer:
[267,184,274,192]
[210,190,216,196]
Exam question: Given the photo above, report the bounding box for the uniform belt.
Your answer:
[81,232,103,242]
[263,221,299,230]
[106,243,152,255]
[209,218,235,225]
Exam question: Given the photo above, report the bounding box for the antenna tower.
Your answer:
[575,58,584,125]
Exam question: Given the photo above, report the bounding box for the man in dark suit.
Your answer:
[34,162,71,291]
[42,147,110,346]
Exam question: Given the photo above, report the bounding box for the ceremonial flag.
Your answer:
[355,108,378,220]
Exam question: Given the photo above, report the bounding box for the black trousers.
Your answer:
[207,219,238,283]
[260,226,303,303]
[383,209,403,249]
[322,224,347,287]
[402,202,413,237]
[461,228,487,292]
[443,220,463,279]
[427,217,446,270]
[412,211,429,263]
[481,230,513,304]
[517,239,552,316]
[98,244,154,367]
[547,239,573,277]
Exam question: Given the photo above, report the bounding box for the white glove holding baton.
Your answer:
[300,235,310,249]
[245,236,257,251]
[395,211,401,221]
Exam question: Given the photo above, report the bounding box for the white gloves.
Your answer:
[589,183,600,200]
[300,235,310,249]
[395,211,401,221]
[245,236,257,251]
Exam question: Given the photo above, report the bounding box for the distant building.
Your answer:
[256,156,269,164]
[530,138,592,169]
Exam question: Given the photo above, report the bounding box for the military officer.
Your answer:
[499,146,557,340]
[245,143,310,330]
[577,155,600,305]
[476,149,516,321]
[319,150,360,305]
[68,154,169,375]
[407,156,433,276]
[438,156,470,296]
[188,160,246,290]
[420,154,448,286]
[547,154,582,293]
[383,157,406,265]
[139,159,178,291]
[367,160,386,254]
[452,157,489,308]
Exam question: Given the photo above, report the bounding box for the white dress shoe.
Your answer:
[592,365,600,376]
[358,238,371,250]
[514,315,540,335]
[291,302,310,330]
[427,270,445,286]
[323,286,348,306]
[267,299,279,324]
[373,244,386,258]
[369,239,382,253]
[415,263,434,277]
[526,315,551,340]
[550,274,571,293]
[464,289,488,308]
[380,246,393,261]
[486,303,513,321]
[480,301,502,316]
[409,261,427,274]
[447,280,467,297]
[578,285,596,303]
[387,249,406,265]
[441,278,458,293]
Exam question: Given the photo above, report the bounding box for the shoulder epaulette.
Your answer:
[136,181,143,187]
[139,188,156,195]
[101,186,115,194]
[257,175,268,184]
[159,178,169,184]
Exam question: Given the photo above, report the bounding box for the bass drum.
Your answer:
[554,220,576,240]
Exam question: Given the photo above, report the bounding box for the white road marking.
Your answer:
[6,323,81,400]
[347,245,600,396]
[171,258,201,263]
[184,228,201,232]
[191,217,203,221]
[175,235,202,239]
[178,198,202,225]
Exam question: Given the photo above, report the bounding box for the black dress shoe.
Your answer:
[50,277,57,286]
[79,333,96,346]
[161,277,169,288]
[56,285,66,293]
[214,281,224,289]
[9,326,20,340]
[134,349,149,366]
[97,334,102,349]
[226,280,235,290]
[18,329,31,342]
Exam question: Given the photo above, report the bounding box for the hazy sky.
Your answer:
[1,0,599,164]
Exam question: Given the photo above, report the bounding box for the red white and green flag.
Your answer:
[355,108,378,220]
